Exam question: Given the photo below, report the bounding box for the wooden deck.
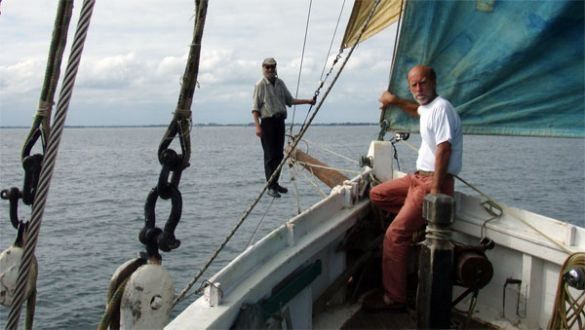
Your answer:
[341,308,416,329]
[342,307,497,329]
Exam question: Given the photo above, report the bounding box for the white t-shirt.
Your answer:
[416,96,463,175]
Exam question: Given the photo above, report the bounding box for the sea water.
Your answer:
[0,126,583,328]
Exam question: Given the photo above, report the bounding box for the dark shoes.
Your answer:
[267,184,287,198]
[267,188,281,198]
[274,184,288,194]
[361,289,406,313]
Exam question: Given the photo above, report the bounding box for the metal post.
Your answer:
[416,194,455,329]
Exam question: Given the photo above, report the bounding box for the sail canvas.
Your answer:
[386,0,584,137]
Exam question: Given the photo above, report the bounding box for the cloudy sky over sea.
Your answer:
[1,0,398,126]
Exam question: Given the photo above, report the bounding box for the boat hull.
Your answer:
[168,142,584,329]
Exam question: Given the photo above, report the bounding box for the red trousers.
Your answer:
[369,172,454,303]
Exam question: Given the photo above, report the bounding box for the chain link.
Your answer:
[1,121,47,239]
[139,114,191,259]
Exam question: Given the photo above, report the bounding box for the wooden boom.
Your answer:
[286,146,349,189]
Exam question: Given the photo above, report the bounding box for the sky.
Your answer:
[0,0,398,126]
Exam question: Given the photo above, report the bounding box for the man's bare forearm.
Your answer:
[379,91,419,117]
[432,142,452,194]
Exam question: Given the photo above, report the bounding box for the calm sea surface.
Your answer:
[0,126,583,328]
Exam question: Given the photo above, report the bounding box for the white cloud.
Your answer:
[1,0,397,126]
[156,55,187,77]
[0,59,45,95]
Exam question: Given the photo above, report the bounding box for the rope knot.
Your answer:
[174,108,192,119]
[36,101,53,118]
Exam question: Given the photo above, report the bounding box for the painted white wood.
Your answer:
[366,141,394,182]
[167,180,370,329]
[288,287,312,329]
[521,254,543,329]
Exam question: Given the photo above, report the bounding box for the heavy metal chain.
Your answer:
[139,115,191,258]
[138,0,208,260]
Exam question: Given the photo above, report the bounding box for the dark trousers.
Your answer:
[260,116,285,188]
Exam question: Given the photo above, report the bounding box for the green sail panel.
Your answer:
[386,0,584,138]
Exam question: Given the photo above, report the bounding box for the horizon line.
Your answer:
[0,122,380,129]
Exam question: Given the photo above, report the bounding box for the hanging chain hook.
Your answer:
[140,112,191,259]
[0,100,50,253]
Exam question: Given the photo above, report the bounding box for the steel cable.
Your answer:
[289,0,313,137]
[6,1,96,328]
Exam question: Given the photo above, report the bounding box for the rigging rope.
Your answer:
[173,0,383,306]
[290,160,361,176]
[245,197,276,248]
[288,0,313,216]
[319,0,347,81]
[300,137,359,164]
[1,0,73,238]
[289,0,348,137]
[289,0,313,137]
[381,0,405,125]
[6,1,96,329]
[138,0,207,259]
[0,3,73,329]
[549,252,585,329]
[288,159,303,214]
[291,161,328,198]
[25,0,74,154]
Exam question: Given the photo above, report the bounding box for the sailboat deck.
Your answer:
[341,308,497,329]
[313,284,498,330]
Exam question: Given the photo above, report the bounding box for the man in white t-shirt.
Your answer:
[363,65,463,312]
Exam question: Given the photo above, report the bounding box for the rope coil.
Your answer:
[549,252,585,329]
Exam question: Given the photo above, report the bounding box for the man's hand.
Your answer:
[379,91,398,109]
[252,111,262,137]
[378,90,419,117]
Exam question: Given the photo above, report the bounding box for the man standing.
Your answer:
[252,57,315,198]
[364,65,463,311]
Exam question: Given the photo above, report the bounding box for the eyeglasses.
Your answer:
[263,65,276,70]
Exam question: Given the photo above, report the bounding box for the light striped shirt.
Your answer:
[252,77,293,119]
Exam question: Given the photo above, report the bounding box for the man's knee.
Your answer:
[369,184,386,205]
[385,224,415,246]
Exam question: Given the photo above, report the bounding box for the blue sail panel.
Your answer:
[386,0,584,137]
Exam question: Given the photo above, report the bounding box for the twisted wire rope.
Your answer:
[6,1,96,328]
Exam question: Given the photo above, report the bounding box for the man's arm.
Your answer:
[252,111,262,137]
[292,97,316,106]
[431,141,452,194]
[379,91,419,117]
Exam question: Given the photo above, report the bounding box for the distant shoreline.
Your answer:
[0,122,379,129]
